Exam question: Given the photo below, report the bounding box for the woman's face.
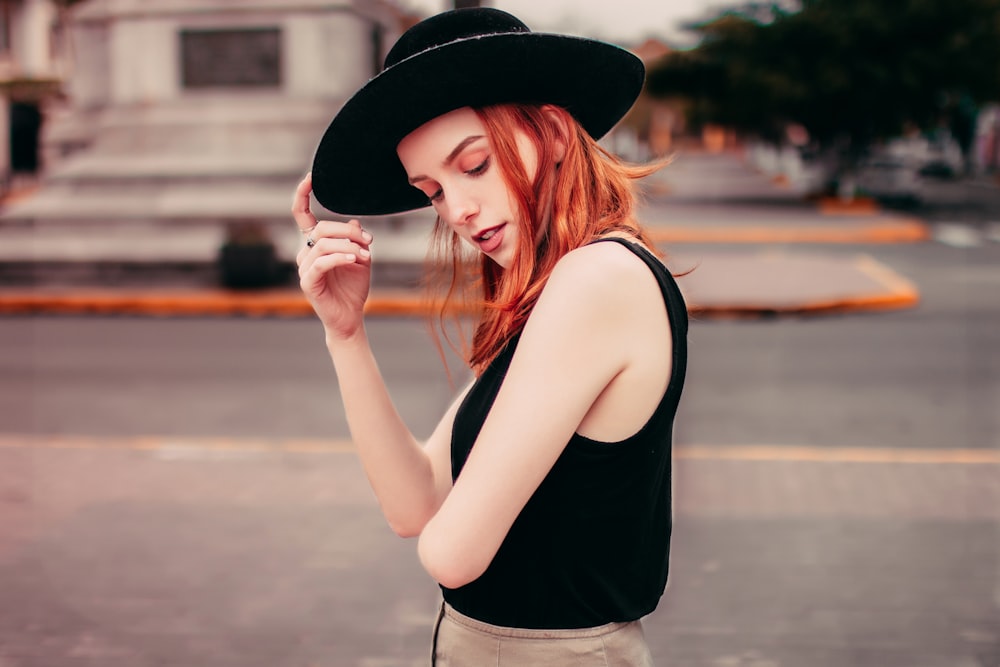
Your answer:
[397,107,535,270]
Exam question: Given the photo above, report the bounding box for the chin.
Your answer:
[490,251,514,271]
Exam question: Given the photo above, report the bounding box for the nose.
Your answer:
[442,188,478,228]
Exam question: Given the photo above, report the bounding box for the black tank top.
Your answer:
[443,237,688,629]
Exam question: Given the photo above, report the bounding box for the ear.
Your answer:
[540,105,570,163]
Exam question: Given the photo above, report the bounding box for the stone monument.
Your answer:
[2,0,412,286]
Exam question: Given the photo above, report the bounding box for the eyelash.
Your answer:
[428,156,491,203]
[467,156,490,176]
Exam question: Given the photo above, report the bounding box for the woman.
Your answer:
[293,8,687,665]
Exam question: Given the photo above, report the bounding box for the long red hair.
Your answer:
[423,103,663,375]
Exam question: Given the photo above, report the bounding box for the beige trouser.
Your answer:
[431,602,654,666]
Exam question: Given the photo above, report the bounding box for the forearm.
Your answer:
[326,327,439,536]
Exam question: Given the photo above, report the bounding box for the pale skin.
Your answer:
[293,106,672,589]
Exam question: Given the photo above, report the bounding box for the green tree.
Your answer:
[647,0,1000,188]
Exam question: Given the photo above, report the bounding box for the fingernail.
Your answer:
[360,248,371,258]
[362,230,373,243]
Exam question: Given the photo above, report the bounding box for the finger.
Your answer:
[349,219,374,245]
[298,238,371,273]
[295,242,311,267]
[299,252,363,290]
[291,173,318,232]
[311,237,371,258]
[308,219,373,249]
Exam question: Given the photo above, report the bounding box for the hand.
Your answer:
[292,173,373,340]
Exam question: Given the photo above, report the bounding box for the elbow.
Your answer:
[417,523,488,589]
[389,521,420,538]
[386,511,431,539]
[385,499,438,538]
[428,562,478,591]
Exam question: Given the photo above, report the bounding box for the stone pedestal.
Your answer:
[2,0,408,268]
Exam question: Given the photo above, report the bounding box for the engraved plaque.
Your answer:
[180,28,281,88]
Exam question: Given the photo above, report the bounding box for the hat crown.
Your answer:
[314,8,644,215]
[384,8,530,70]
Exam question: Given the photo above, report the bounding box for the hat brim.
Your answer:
[311,32,644,216]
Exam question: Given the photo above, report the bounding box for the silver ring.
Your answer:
[306,236,316,248]
[299,224,318,235]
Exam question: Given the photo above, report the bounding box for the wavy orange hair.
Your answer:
[423,103,664,375]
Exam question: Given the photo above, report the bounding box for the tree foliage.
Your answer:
[646,0,1000,162]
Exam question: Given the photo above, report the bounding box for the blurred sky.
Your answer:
[397,0,743,45]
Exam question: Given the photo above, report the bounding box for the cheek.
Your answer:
[487,170,522,222]
[514,134,540,181]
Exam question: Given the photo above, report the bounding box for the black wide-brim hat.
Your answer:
[311,7,645,216]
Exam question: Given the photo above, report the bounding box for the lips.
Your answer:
[475,224,505,254]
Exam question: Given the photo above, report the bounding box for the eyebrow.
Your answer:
[407,135,486,185]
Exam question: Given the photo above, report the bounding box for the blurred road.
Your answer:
[898,175,1000,227]
[2,250,998,446]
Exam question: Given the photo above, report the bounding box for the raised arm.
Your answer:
[293,174,457,537]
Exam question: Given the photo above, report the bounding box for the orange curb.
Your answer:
[646,219,929,244]
[684,292,919,318]
[0,289,393,318]
[684,290,919,318]
[0,275,919,319]
[817,196,881,216]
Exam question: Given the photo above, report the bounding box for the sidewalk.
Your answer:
[0,151,926,317]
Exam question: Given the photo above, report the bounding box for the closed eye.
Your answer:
[466,156,490,177]
[425,156,489,204]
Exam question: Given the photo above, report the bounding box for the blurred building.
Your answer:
[630,38,681,157]
[609,38,674,161]
[2,0,414,242]
[614,38,713,160]
[0,0,68,191]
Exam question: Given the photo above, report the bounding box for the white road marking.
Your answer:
[984,222,1000,243]
[933,223,982,248]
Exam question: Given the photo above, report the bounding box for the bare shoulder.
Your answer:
[542,238,662,305]
[531,237,673,443]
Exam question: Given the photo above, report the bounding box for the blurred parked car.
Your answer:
[882,135,963,178]
[856,134,964,204]
[856,157,922,205]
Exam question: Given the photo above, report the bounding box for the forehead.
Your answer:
[397,107,485,166]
